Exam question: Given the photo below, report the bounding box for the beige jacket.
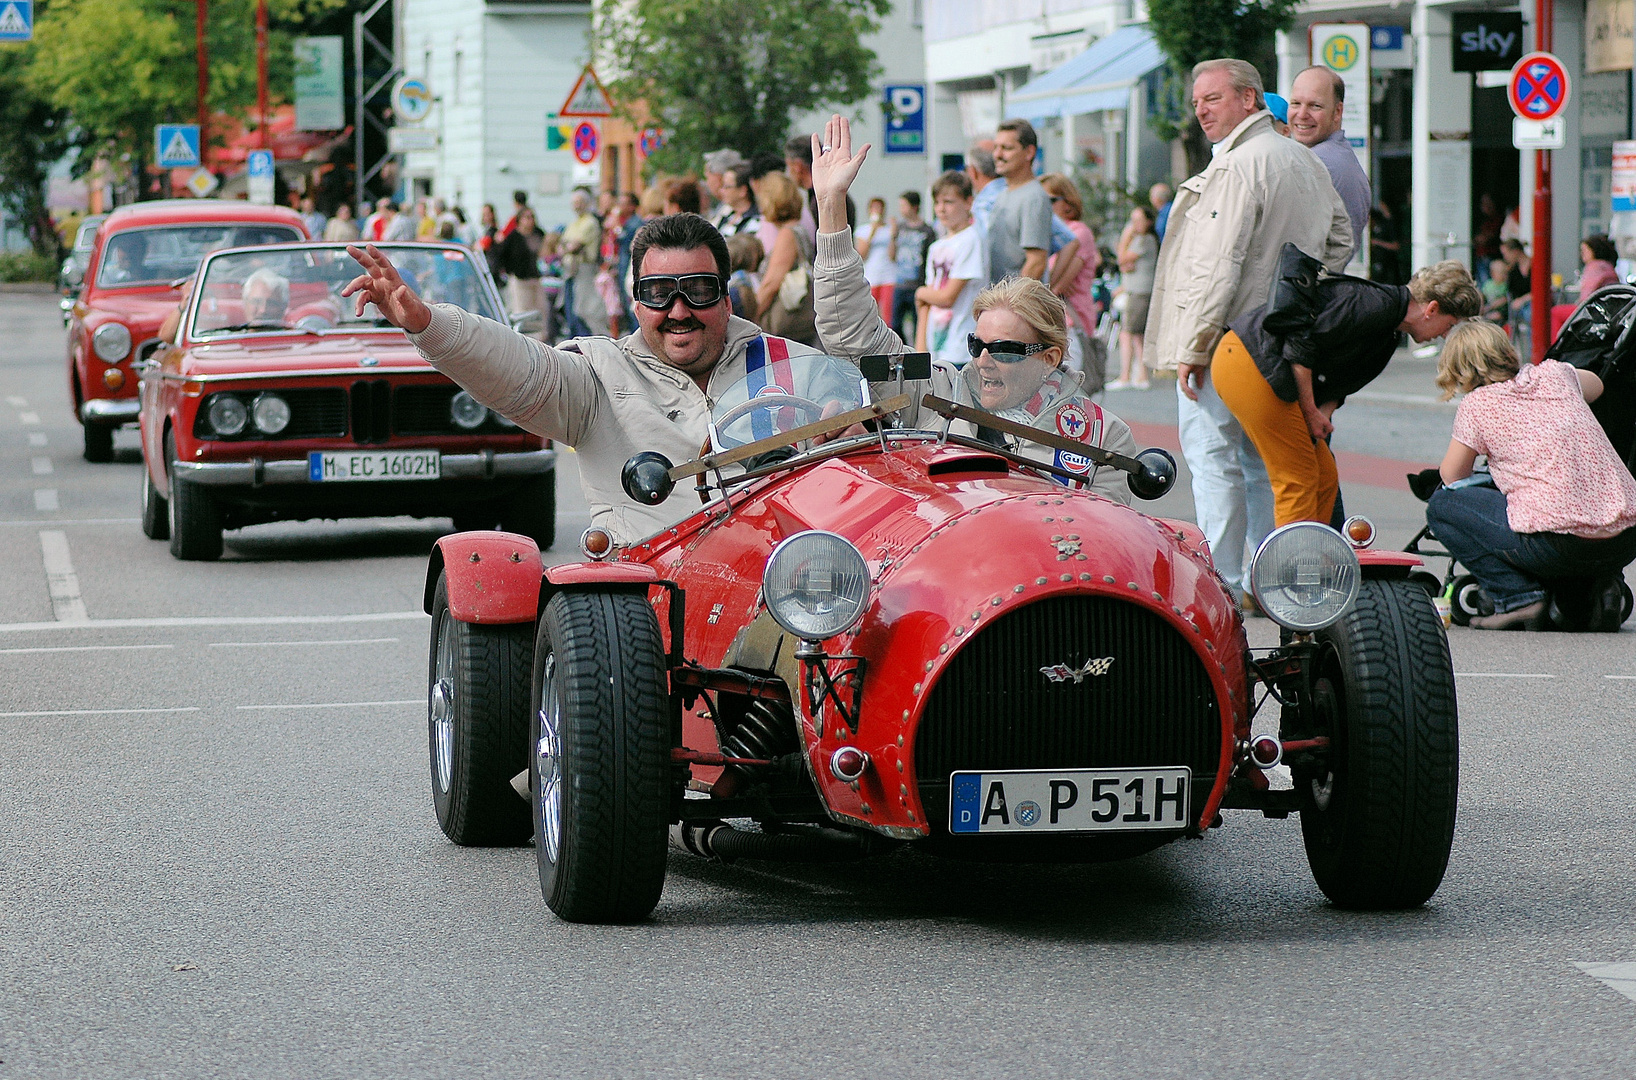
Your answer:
[1146,111,1353,371]
[410,307,819,543]
[813,229,1138,504]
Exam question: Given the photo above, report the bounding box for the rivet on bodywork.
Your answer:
[861,803,872,814]
[907,810,915,820]
[1035,577,1047,585]
[1153,591,1163,601]
[1051,534,1063,542]
[1173,606,1184,615]
[1127,582,1139,591]
[1013,585,1025,594]
[900,783,909,796]
[1076,554,1087,561]
[897,734,904,747]
[1205,640,1215,650]
[992,597,1003,605]
[954,625,965,635]
[1103,576,1116,584]
[509,551,521,563]
[913,682,922,693]
[896,759,904,772]
[1080,573,1093,581]
[939,643,949,653]
[468,552,481,563]
[1062,516,1074,522]
[901,710,909,721]
[1061,574,1072,582]
[924,661,934,672]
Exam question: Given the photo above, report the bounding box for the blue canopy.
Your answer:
[1009,26,1168,122]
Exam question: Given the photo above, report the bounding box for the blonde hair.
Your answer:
[756,172,804,226]
[1436,320,1521,399]
[1039,173,1082,221]
[972,277,1069,358]
[1409,260,1483,318]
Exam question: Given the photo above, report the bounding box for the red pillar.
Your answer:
[1531,0,1554,363]
[256,0,269,150]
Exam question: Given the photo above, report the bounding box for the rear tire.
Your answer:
[1298,578,1459,909]
[141,460,169,540]
[532,590,671,923]
[165,432,222,561]
[427,574,534,845]
[83,423,113,463]
[500,472,557,551]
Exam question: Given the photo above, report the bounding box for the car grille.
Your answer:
[351,379,392,444]
[914,595,1221,820]
[394,384,513,435]
[193,388,347,440]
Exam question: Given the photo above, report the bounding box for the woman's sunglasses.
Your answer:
[967,334,1051,362]
[633,273,726,310]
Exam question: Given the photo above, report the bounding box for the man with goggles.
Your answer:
[804,114,1138,504]
[342,213,836,543]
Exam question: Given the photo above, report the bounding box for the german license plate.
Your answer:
[307,449,441,482]
[949,767,1191,834]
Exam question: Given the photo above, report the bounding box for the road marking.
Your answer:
[0,643,173,656]
[28,432,46,447]
[206,637,400,648]
[34,490,58,511]
[6,396,26,407]
[38,530,88,622]
[31,457,52,475]
[1604,675,1636,680]
[0,610,428,634]
[236,699,422,710]
[0,517,136,527]
[0,707,200,718]
[1575,962,1636,1005]
[19,412,39,425]
[1453,672,1555,678]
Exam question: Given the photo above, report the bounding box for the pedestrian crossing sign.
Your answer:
[557,64,613,118]
[156,124,202,168]
[0,1,32,41]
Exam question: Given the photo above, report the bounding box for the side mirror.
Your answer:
[65,263,84,288]
[621,451,675,506]
[1126,448,1177,501]
[509,310,543,335]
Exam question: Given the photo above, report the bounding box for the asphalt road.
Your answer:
[1,290,1633,1078]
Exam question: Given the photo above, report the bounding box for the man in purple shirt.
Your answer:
[1288,66,1371,255]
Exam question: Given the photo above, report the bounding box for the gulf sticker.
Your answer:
[1054,448,1094,476]
[1055,402,1089,441]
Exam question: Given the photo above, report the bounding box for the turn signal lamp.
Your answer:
[102,367,125,390]
[1343,515,1376,548]
[830,746,869,782]
[579,527,613,560]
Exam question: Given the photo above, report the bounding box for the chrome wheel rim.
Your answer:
[537,653,563,864]
[431,614,455,794]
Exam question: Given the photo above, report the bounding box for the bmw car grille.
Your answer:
[350,379,392,444]
[193,388,347,440]
[914,594,1221,826]
[393,384,512,435]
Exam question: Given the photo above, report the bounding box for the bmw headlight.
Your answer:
[92,322,132,362]
[206,394,248,437]
[763,531,871,640]
[1249,522,1360,632]
[450,390,488,430]
[252,393,291,435]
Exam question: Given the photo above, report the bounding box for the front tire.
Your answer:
[83,422,113,463]
[166,432,222,561]
[1297,578,1459,909]
[428,575,534,845]
[141,460,169,540]
[531,590,671,923]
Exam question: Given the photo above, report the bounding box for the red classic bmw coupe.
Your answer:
[422,352,1458,924]
[137,241,555,560]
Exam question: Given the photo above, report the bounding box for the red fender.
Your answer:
[1357,548,1424,576]
[545,562,660,587]
[424,531,543,625]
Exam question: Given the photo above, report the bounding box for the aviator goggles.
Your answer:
[633,273,726,310]
[967,333,1052,363]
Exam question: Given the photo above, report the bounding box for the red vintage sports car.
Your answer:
[422,352,1458,924]
[137,241,555,560]
[68,199,310,462]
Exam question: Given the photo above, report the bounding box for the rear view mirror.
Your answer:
[509,310,543,335]
[1126,448,1177,501]
[621,451,676,505]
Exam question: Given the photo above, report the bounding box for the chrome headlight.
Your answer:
[206,394,248,437]
[1249,522,1361,632]
[252,393,291,435]
[92,322,132,362]
[763,531,871,640]
[450,390,487,430]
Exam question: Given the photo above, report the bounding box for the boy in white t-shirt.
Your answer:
[915,170,987,367]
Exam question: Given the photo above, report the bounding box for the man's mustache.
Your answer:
[659,318,705,333]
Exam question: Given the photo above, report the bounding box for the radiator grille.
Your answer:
[351,379,391,443]
[193,388,347,440]
[393,384,513,435]
[914,595,1220,818]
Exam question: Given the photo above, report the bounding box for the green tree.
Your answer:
[0,44,73,256]
[1145,0,1301,175]
[594,0,889,175]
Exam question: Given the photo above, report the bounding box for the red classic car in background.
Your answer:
[137,241,555,560]
[422,352,1460,925]
[67,199,309,461]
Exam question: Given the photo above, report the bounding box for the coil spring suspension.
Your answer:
[720,698,797,764]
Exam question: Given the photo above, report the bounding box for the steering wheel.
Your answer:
[710,392,829,450]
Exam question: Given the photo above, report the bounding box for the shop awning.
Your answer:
[1009,26,1168,122]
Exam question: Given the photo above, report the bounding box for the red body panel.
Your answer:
[618,441,1250,838]
[545,563,661,587]
[431,533,544,624]
[1357,549,1424,572]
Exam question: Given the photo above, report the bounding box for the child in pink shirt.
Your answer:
[1427,320,1636,629]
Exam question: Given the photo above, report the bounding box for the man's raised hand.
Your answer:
[810,114,870,207]
[341,245,433,335]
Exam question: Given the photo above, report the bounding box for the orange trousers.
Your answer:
[1211,331,1337,527]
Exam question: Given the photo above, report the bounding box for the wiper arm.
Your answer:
[207,321,298,333]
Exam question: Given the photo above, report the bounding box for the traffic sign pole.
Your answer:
[1532,15,1553,364]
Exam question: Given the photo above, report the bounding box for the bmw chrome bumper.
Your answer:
[172,448,556,486]
[80,399,141,424]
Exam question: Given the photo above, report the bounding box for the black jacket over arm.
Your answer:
[1230,278,1410,405]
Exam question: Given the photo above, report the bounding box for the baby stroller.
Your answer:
[1403,283,1636,630]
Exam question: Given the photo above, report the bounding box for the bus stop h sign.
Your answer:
[1508,52,1570,122]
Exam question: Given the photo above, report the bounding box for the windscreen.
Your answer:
[190,244,500,339]
[96,223,302,288]
[708,351,866,451]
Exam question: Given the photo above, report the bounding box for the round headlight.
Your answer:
[763,531,871,640]
[450,390,488,430]
[92,322,132,362]
[206,394,248,436]
[1249,522,1361,632]
[252,393,291,435]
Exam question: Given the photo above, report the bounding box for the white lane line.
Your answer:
[1575,962,1636,1005]
[18,412,39,425]
[0,518,135,527]
[28,432,46,447]
[30,457,52,476]
[236,699,422,710]
[1604,675,1636,680]
[0,707,199,718]
[0,643,173,656]
[0,610,427,633]
[38,530,88,623]
[207,637,400,648]
[6,396,26,407]
[1454,672,1555,678]
[34,490,58,511]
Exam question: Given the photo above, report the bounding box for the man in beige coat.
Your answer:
[1146,58,1353,602]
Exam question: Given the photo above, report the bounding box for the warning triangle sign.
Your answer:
[160,130,196,165]
[558,65,613,117]
[0,5,27,34]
